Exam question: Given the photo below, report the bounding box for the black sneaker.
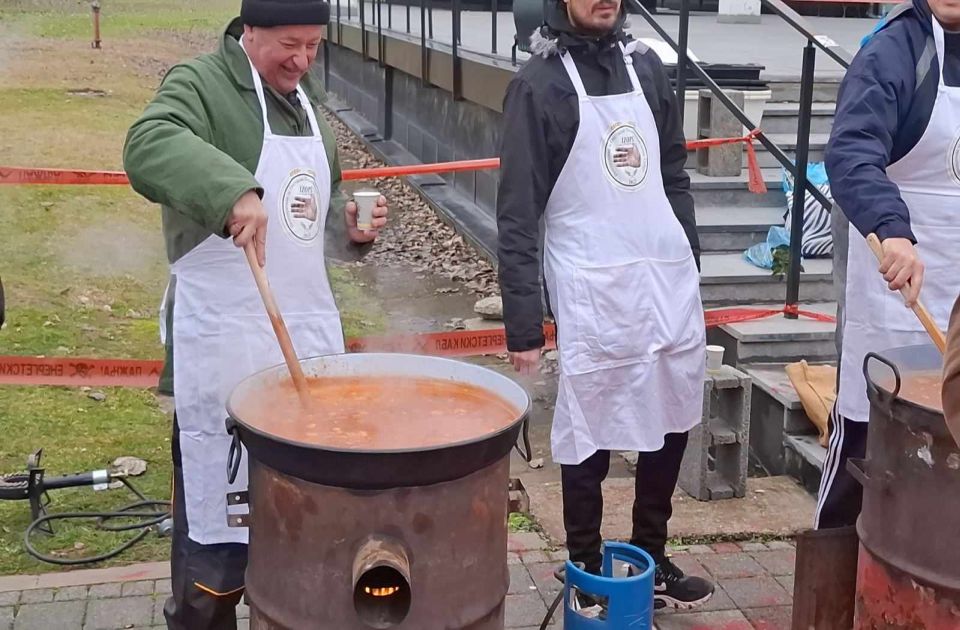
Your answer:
[653,557,715,610]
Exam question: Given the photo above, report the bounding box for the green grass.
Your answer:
[0,0,388,576]
[508,512,539,534]
[0,387,172,575]
[1,0,238,39]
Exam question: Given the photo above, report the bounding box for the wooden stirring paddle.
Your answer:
[866,233,947,354]
[244,242,312,408]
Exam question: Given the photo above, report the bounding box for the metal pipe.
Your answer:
[492,0,499,55]
[377,0,383,66]
[453,0,462,99]
[420,0,429,86]
[676,0,690,116]
[360,0,367,57]
[428,0,434,39]
[406,0,411,33]
[387,0,393,30]
[91,1,102,49]
[352,537,412,628]
[785,41,817,317]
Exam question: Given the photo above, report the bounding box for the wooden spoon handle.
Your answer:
[866,233,947,354]
[244,243,312,407]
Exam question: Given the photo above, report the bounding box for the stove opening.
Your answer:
[354,565,411,628]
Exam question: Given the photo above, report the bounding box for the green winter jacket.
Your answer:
[124,18,358,395]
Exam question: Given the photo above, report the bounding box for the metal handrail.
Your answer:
[762,0,853,68]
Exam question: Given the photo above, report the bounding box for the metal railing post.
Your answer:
[406,0,411,33]
[785,41,817,318]
[420,0,429,85]
[376,0,383,65]
[360,0,367,57]
[492,0,499,54]
[676,0,690,120]
[452,0,462,99]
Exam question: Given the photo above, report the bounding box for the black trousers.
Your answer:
[164,415,249,630]
[561,432,689,574]
[815,404,869,530]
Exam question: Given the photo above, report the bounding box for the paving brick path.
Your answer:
[0,533,795,629]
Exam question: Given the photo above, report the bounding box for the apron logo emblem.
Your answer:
[949,133,960,187]
[603,123,648,191]
[279,169,323,245]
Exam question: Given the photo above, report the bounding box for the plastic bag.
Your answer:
[782,162,834,258]
[743,226,791,270]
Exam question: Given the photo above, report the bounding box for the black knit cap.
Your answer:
[241,0,331,26]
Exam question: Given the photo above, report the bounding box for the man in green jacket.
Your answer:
[123,1,388,627]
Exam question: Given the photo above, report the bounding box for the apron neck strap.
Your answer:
[559,41,643,99]
[238,36,321,138]
[932,16,948,89]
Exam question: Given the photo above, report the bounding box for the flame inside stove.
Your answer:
[364,586,401,597]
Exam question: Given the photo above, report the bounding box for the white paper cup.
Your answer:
[706,345,725,373]
[353,190,379,231]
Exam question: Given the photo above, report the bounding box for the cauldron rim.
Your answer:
[225,351,532,456]
[864,343,945,419]
[224,352,533,489]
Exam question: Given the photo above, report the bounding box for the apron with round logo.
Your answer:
[838,16,960,423]
[166,38,345,545]
[544,43,706,465]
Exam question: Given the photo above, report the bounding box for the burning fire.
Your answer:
[364,586,401,597]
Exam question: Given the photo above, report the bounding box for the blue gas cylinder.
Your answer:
[562,541,655,629]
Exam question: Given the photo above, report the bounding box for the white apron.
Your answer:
[544,44,706,465]
[167,39,345,545]
[838,17,960,423]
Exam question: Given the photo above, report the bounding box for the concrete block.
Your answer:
[696,90,745,178]
[718,0,762,23]
[422,133,439,166]
[679,366,752,501]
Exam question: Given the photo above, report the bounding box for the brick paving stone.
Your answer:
[545,550,568,563]
[524,563,563,602]
[505,593,549,628]
[669,556,711,580]
[121,581,155,597]
[520,550,552,565]
[739,542,769,553]
[509,564,536,595]
[0,607,11,630]
[775,575,795,596]
[0,593,17,607]
[750,551,796,577]
[657,584,738,615]
[507,553,523,565]
[721,577,792,610]
[743,606,793,630]
[54,586,88,602]
[12,601,85,630]
[655,610,753,629]
[508,533,549,553]
[84,596,154,630]
[18,589,54,605]
[699,554,766,579]
[709,542,743,555]
[87,583,122,599]
[151,597,163,626]
[685,545,715,555]
[765,541,794,551]
[154,580,172,596]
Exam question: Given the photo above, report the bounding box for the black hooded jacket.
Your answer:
[495,4,699,353]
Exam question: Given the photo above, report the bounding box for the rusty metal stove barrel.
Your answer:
[224,353,531,630]
[852,344,960,629]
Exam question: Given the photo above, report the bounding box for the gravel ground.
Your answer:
[323,110,500,301]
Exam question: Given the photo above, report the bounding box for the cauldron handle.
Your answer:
[863,352,901,402]
[225,418,243,484]
[513,417,532,463]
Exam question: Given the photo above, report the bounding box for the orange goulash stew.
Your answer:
[239,376,521,450]
[883,370,944,412]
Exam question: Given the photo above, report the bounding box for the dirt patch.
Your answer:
[58,221,165,278]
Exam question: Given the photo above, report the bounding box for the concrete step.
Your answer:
[768,79,842,104]
[705,302,838,364]
[741,363,822,476]
[687,133,830,170]
[761,102,836,135]
[699,254,834,306]
[696,205,785,253]
[784,433,827,495]
[688,168,787,208]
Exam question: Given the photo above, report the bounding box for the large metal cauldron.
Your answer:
[852,344,960,628]
[224,353,531,630]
